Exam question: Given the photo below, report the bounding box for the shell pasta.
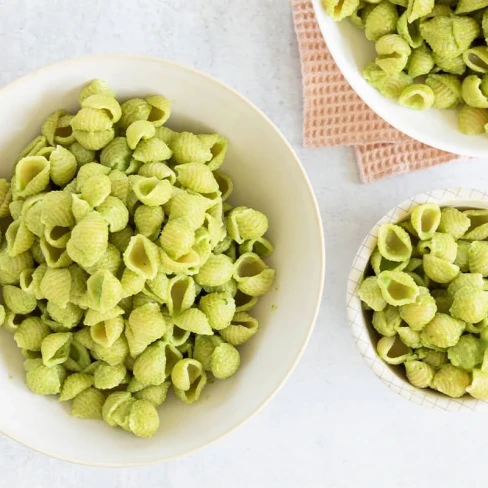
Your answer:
[0,79,276,438]
[358,202,488,399]
[321,0,488,137]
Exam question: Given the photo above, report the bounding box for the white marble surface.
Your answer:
[1,0,488,486]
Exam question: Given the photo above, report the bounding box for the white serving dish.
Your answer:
[312,0,488,157]
[0,55,325,466]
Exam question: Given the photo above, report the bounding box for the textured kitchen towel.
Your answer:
[292,0,461,183]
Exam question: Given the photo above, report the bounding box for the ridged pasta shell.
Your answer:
[82,94,121,123]
[159,218,195,260]
[6,219,35,257]
[173,308,213,335]
[133,382,170,407]
[171,131,212,165]
[125,303,166,357]
[41,332,72,367]
[405,360,434,388]
[72,387,105,419]
[0,179,12,218]
[59,373,93,401]
[14,317,50,351]
[432,364,470,398]
[79,79,115,104]
[74,129,115,151]
[118,98,152,130]
[25,359,66,395]
[41,191,75,228]
[67,211,109,268]
[227,206,268,244]
[233,252,275,297]
[134,205,164,240]
[130,176,172,207]
[175,163,219,194]
[40,268,71,308]
[92,335,129,367]
[15,156,50,198]
[133,138,172,163]
[126,120,156,150]
[421,313,465,349]
[145,95,171,127]
[133,341,166,386]
[210,343,240,380]
[199,291,236,330]
[49,145,77,187]
[90,316,125,348]
[466,369,488,399]
[128,399,159,438]
[86,269,123,313]
[94,363,127,390]
[0,244,34,285]
[123,234,160,280]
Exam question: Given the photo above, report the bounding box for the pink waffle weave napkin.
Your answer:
[292,0,461,183]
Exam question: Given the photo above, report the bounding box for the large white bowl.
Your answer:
[347,188,488,412]
[0,55,324,466]
[312,0,488,158]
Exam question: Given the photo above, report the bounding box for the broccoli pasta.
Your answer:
[358,202,488,399]
[0,79,276,438]
[321,0,488,137]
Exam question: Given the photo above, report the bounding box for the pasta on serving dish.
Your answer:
[358,202,488,399]
[322,0,488,136]
[0,79,276,438]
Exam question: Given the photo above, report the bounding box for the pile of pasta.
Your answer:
[359,203,488,399]
[0,79,275,438]
[322,0,488,135]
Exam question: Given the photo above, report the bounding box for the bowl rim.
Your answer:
[346,187,488,412]
[0,53,326,466]
[311,0,483,158]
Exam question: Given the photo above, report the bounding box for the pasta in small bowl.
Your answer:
[312,0,488,157]
[348,188,488,411]
[0,55,324,466]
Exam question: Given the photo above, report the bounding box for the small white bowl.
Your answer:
[0,55,325,465]
[347,188,488,412]
[311,0,488,158]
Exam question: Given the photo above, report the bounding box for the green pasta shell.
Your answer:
[372,305,401,337]
[377,270,419,306]
[419,16,480,58]
[405,360,434,388]
[466,369,488,399]
[469,241,488,276]
[399,287,437,330]
[376,336,413,365]
[128,399,159,438]
[59,373,93,401]
[25,359,66,395]
[134,382,170,407]
[432,364,470,398]
[364,1,398,41]
[420,313,465,349]
[377,224,412,262]
[450,286,488,323]
[72,387,105,419]
[210,343,240,380]
[448,334,484,371]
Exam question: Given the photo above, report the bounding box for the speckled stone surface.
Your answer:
[1,1,488,486]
